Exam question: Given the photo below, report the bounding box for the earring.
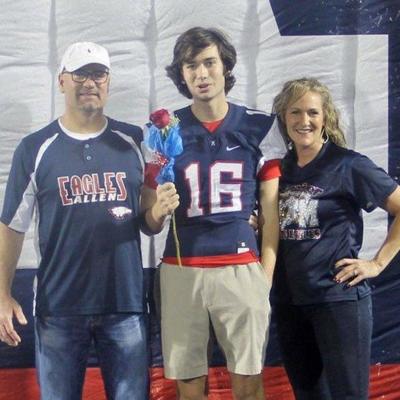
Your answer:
[181,80,186,85]
[321,128,329,144]
[287,141,293,150]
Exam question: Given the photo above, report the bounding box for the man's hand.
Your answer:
[0,295,27,346]
[0,223,26,346]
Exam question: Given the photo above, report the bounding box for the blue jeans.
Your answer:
[35,313,148,400]
[274,296,372,400]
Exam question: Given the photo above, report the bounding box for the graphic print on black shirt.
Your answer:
[279,182,323,240]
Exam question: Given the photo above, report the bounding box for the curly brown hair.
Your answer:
[272,77,346,148]
[166,27,237,99]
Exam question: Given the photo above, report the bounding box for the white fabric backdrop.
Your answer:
[0,0,388,268]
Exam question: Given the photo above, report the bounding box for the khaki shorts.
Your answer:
[160,262,271,379]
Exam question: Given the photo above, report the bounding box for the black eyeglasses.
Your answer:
[64,69,109,84]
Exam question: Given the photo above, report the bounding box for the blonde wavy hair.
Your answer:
[272,77,346,148]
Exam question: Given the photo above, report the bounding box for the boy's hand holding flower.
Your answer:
[144,108,183,265]
[151,182,180,220]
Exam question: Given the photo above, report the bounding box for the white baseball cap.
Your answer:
[59,42,110,74]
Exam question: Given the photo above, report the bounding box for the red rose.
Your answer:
[150,109,170,129]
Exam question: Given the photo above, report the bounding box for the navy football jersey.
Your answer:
[162,103,285,261]
[1,118,145,316]
[272,141,398,305]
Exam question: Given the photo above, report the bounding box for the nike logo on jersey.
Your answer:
[246,109,269,116]
[226,145,240,151]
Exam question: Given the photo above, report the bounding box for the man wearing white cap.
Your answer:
[0,41,178,399]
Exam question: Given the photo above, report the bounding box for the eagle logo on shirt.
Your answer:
[108,206,132,221]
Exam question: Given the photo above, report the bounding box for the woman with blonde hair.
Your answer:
[271,77,400,399]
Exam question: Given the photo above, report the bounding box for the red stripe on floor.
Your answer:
[0,365,399,399]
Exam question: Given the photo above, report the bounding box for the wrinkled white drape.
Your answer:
[0,0,388,268]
